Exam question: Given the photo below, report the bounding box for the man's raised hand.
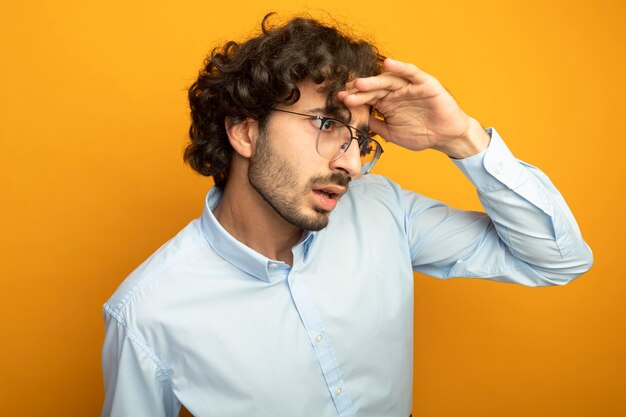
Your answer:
[337,58,490,159]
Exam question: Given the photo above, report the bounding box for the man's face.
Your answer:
[248,80,369,231]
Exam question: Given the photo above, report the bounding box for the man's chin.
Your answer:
[290,207,330,231]
[300,211,330,231]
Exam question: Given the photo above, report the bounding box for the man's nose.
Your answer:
[329,139,361,176]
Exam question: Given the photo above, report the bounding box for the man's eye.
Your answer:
[316,118,337,131]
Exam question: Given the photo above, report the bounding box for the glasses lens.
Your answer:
[315,119,349,160]
[315,120,382,174]
[358,136,381,174]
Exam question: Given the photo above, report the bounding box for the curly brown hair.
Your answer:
[184,13,384,189]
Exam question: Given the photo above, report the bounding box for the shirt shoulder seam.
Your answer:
[106,223,203,317]
[104,305,172,380]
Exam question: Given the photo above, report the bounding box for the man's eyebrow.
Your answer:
[356,122,370,134]
[307,107,343,119]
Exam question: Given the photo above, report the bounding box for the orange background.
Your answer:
[1,1,624,416]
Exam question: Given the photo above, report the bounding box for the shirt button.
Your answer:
[494,163,503,174]
[335,387,342,396]
[315,334,323,342]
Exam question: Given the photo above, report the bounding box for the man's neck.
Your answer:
[212,177,303,266]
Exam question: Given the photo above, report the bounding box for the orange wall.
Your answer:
[1,1,624,416]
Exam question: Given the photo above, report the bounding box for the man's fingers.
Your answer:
[382,58,431,84]
[349,59,433,91]
[338,80,358,96]
[338,71,412,105]
[340,89,390,106]
[352,72,408,92]
[340,59,434,98]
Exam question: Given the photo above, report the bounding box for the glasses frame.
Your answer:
[271,108,384,175]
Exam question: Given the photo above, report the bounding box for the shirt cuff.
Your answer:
[451,127,531,193]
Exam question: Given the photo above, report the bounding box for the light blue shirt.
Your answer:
[102,129,592,417]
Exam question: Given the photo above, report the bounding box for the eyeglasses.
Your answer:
[271,108,384,175]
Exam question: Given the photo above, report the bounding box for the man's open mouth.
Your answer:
[314,189,338,199]
[311,185,347,212]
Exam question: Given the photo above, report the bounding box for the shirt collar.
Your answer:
[199,187,316,283]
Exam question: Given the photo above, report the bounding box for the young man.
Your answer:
[102,15,593,417]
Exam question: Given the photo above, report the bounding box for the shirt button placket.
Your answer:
[287,271,356,417]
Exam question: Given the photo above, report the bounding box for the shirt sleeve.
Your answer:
[101,307,180,417]
[404,128,593,286]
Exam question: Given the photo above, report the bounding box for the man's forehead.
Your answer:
[294,81,370,129]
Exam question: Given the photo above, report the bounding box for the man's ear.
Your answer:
[225,117,259,159]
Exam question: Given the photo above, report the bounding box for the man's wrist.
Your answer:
[440,118,491,159]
